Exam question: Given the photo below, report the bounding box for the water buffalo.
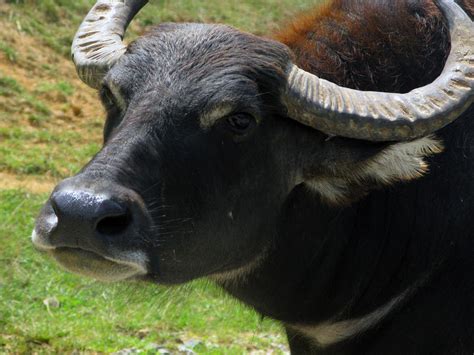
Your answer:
[32,0,474,353]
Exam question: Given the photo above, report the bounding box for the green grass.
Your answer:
[0,75,23,97]
[0,190,286,353]
[0,41,18,62]
[5,0,316,58]
[35,81,75,97]
[0,73,52,121]
[0,127,101,177]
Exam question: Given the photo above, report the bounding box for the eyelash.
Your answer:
[226,113,256,134]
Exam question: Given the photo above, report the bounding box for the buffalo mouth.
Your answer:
[35,241,148,282]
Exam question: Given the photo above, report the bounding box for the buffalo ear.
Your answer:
[302,135,444,205]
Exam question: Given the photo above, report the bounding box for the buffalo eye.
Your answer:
[226,113,256,135]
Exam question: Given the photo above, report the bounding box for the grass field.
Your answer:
[0,0,321,353]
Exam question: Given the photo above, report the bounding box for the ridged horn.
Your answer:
[72,0,148,89]
[282,0,474,141]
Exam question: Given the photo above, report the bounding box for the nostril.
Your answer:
[96,212,132,235]
[49,187,138,237]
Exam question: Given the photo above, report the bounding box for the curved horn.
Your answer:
[72,0,148,89]
[283,0,474,141]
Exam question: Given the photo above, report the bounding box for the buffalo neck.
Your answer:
[218,108,474,338]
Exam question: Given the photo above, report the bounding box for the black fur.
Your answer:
[36,2,474,354]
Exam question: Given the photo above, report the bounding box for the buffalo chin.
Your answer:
[49,248,146,282]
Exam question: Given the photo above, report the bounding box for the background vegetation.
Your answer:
[0,0,321,353]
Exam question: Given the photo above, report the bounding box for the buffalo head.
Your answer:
[32,0,474,284]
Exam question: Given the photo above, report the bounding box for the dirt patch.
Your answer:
[0,19,103,133]
[0,172,57,194]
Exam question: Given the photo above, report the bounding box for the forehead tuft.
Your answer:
[117,23,291,89]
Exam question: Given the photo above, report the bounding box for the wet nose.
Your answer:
[50,189,132,238]
[32,173,151,255]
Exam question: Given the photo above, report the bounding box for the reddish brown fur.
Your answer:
[274,0,473,93]
[459,0,474,16]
